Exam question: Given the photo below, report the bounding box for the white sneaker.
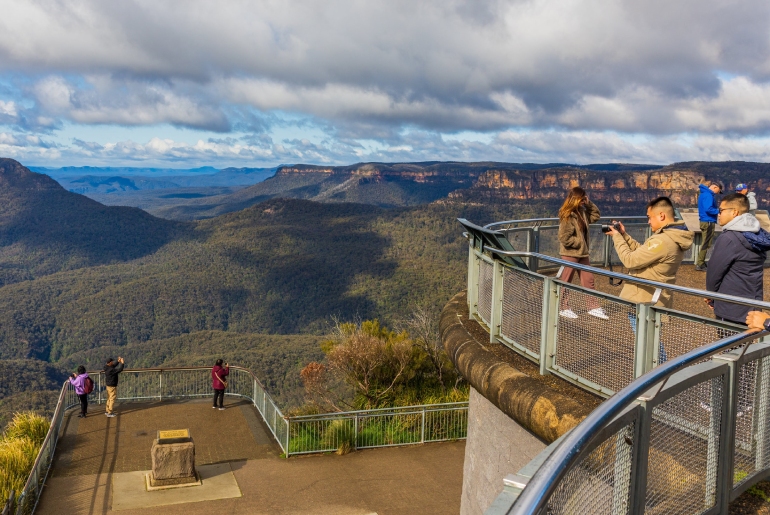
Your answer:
[218,407,226,411]
[559,309,578,319]
[587,308,609,320]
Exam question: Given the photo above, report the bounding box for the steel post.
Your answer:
[421,407,426,443]
[539,277,558,376]
[531,227,540,272]
[467,243,476,311]
[630,401,653,514]
[634,304,652,377]
[468,249,481,321]
[755,355,770,471]
[713,355,740,513]
[490,259,504,343]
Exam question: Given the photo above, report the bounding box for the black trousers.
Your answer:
[78,393,88,415]
[213,389,225,408]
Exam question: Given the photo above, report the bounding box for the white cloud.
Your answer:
[1,1,770,165]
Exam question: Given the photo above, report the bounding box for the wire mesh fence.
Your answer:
[477,257,494,325]
[286,403,468,455]
[657,311,741,365]
[545,420,636,515]
[645,374,725,515]
[500,267,545,358]
[553,284,636,393]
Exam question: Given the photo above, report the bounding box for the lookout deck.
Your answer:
[37,398,464,515]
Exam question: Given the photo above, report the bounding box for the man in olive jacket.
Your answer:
[607,197,694,362]
[104,357,125,418]
[606,197,694,308]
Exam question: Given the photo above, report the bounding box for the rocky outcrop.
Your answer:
[277,161,770,209]
[440,291,593,442]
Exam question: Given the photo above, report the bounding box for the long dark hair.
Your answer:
[558,187,587,222]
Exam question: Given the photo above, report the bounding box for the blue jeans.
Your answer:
[628,313,667,364]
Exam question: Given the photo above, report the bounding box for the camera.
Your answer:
[601,222,621,234]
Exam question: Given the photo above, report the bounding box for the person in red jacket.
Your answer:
[211,359,230,410]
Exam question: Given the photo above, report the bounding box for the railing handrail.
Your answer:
[86,365,274,404]
[484,216,648,229]
[287,401,469,420]
[511,328,769,515]
[483,248,770,310]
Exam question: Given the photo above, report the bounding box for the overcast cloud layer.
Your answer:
[1,0,770,167]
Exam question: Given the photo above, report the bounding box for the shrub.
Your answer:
[321,419,356,455]
[0,411,50,509]
[4,412,49,446]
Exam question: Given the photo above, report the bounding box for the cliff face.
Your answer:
[275,161,770,209]
[451,165,770,209]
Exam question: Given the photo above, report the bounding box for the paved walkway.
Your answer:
[37,398,464,514]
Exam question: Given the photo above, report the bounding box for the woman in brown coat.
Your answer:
[557,187,607,319]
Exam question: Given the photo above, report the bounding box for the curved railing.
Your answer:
[461,218,770,397]
[499,329,770,514]
[459,216,770,514]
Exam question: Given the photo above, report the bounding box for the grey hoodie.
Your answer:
[722,212,761,233]
[747,191,758,212]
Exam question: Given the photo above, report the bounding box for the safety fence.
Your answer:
[466,219,753,398]
[491,329,770,515]
[287,403,468,455]
[12,366,468,514]
[460,216,770,514]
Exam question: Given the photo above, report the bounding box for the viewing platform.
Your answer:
[444,214,770,515]
[35,397,464,514]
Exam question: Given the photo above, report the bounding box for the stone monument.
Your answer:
[146,429,201,490]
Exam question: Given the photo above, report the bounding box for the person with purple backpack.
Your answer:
[68,365,93,418]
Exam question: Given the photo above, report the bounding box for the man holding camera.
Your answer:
[606,197,694,361]
[104,356,125,418]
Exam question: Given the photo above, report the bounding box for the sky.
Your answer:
[1,0,770,168]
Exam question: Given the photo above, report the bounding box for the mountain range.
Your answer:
[1,157,769,427]
[47,160,769,220]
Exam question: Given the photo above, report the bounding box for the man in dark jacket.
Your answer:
[706,193,770,325]
[104,357,125,417]
[696,180,722,271]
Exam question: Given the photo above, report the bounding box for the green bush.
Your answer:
[287,427,321,454]
[321,419,356,455]
[0,412,50,509]
[4,412,49,446]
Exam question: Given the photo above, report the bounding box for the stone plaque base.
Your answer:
[145,471,202,491]
[151,439,196,480]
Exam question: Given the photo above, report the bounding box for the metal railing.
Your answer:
[13,365,468,514]
[465,220,770,398]
[461,216,770,515]
[287,402,468,455]
[493,329,770,515]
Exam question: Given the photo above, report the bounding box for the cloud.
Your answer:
[1,1,770,165]
[31,75,230,131]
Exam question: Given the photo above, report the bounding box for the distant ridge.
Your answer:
[0,158,186,286]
